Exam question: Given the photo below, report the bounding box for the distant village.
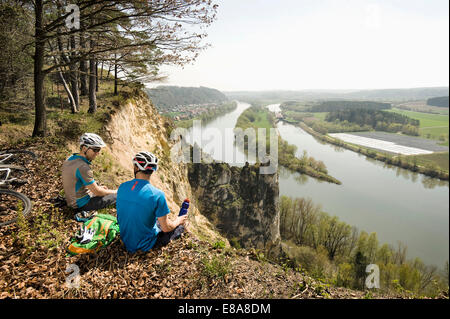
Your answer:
[156,102,226,120]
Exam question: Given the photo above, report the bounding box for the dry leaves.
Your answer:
[0,140,409,300]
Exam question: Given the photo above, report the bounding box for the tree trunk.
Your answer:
[100,61,104,80]
[79,32,88,96]
[70,35,79,112]
[58,69,76,113]
[32,0,46,137]
[114,56,118,96]
[106,64,111,79]
[88,39,97,113]
[95,61,99,92]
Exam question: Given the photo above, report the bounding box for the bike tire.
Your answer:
[0,189,32,227]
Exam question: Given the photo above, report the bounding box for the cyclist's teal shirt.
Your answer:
[116,179,170,253]
[61,154,95,208]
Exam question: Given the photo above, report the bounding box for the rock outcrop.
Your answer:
[188,161,282,258]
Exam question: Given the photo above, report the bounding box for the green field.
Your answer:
[236,106,274,130]
[413,152,449,172]
[312,112,328,121]
[387,108,449,145]
[387,108,449,128]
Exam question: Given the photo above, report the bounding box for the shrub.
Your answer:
[201,255,231,280]
[213,240,226,249]
[289,245,334,279]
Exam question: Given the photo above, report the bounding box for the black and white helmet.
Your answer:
[133,151,158,172]
[79,133,106,148]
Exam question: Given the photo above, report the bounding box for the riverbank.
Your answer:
[291,120,449,181]
[235,106,341,184]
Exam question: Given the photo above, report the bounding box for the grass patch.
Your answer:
[410,152,449,172]
[14,206,66,256]
[201,254,232,280]
[387,108,449,142]
[312,112,328,121]
[386,108,449,128]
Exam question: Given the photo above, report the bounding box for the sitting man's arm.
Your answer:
[86,181,117,197]
[157,214,187,233]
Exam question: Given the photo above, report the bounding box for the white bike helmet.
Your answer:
[133,151,158,172]
[79,133,106,148]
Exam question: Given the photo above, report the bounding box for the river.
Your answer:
[184,101,449,268]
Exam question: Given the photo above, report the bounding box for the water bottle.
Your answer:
[178,198,190,216]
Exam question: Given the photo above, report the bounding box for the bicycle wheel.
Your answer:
[0,189,32,227]
[0,149,37,165]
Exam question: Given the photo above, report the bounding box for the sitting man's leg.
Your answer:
[77,193,117,212]
[153,225,185,249]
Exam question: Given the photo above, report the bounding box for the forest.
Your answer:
[308,100,392,112]
[280,196,449,297]
[324,109,420,136]
[0,0,218,137]
[427,96,449,108]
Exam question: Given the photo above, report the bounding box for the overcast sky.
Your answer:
[149,0,449,92]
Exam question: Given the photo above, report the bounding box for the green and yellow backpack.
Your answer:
[67,214,120,255]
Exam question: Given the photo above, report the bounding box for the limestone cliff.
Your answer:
[99,91,226,243]
[188,161,282,258]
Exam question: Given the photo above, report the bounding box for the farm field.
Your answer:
[413,152,449,172]
[392,101,449,115]
[348,131,448,153]
[387,108,449,145]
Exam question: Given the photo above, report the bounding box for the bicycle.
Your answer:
[0,150,35,227]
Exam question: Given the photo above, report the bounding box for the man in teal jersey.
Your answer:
[116,151,187,253]
[62,133,117,211]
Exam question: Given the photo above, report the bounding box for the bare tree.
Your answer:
[28,0,218,137]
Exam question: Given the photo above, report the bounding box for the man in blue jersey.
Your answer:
[116,151,187,252]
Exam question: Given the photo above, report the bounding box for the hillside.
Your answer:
[0,85,444,300]
[308,100,392,112]
[145,86,229,109]
[224,87,450,102]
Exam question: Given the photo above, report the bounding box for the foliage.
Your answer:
[201,254,232,280]
[0,1,33,100]
[309,101,391,112]
[280,196,449,297]
[325,109,420,136]
[427,96,449,108]
[278,139,341,184]
[9,0,219,136]
[213,240,226,249]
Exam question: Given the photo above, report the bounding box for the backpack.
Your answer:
[67,214,120,255]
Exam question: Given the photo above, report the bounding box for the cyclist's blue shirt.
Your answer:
[116,179,170,253]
